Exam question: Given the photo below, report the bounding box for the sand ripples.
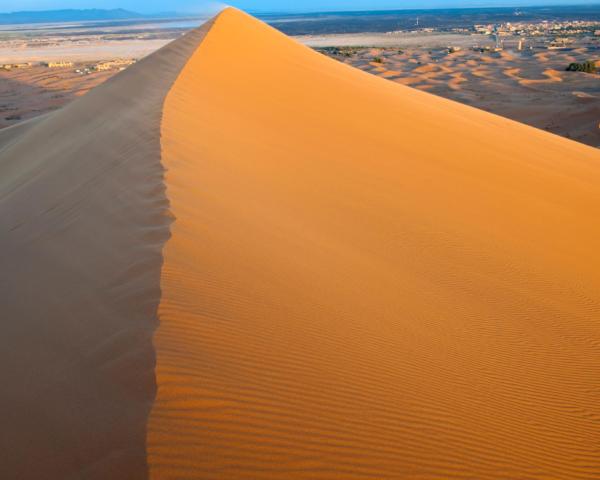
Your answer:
[149,8,600,479]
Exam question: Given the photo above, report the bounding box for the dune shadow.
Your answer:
[0,20,215,480]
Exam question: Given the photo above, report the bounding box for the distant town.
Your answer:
[468,19,600,52]
[1,58,136,72]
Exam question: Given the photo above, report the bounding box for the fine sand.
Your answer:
[151,9,600,479]
[2,7,600,480]
[0,20,214,479]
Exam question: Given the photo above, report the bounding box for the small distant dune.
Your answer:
[573,90,597,98]
[514,68,563,85]
[503,66,522,80]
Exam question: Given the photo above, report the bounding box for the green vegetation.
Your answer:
[315,46,363,58]
[566,60,597,73]
[373,56,383,63]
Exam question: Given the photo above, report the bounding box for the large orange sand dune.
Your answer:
[1,8,600,480]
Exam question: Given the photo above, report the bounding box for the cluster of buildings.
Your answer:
[75,59,136,75]
[1,60,75,71]
[95,59,136,71]
[1,58,137,75]
[43,61,74,68]
[47,59,136,72]
[475,20,600,38]
[469,19,600,52]
[0,62,32,71]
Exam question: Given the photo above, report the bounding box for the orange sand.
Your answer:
[149,8,600,480]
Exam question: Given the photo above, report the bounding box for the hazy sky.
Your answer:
[2,0,599,14]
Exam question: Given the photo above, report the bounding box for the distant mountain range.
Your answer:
[0,9,151,24]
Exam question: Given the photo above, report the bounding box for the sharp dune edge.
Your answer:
[1,7,600,480]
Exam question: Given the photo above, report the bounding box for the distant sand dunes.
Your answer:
[2,8,600,480]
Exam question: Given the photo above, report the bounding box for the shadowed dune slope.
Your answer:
[150,8,600,480]
[0,21,213,479]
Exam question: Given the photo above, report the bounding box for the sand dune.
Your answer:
[2,7,600,480]
[519,68,563,85]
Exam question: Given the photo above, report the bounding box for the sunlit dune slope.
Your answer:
[150,8,600,480]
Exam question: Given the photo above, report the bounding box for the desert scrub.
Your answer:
[566,61,597,73]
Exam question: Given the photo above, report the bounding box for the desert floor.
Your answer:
[0,64,115,128]
[0,38,170,64]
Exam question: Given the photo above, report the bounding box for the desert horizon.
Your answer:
[1,5,600,479]
[1,4,599,147]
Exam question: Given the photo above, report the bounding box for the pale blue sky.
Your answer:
[1,0,599,14]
